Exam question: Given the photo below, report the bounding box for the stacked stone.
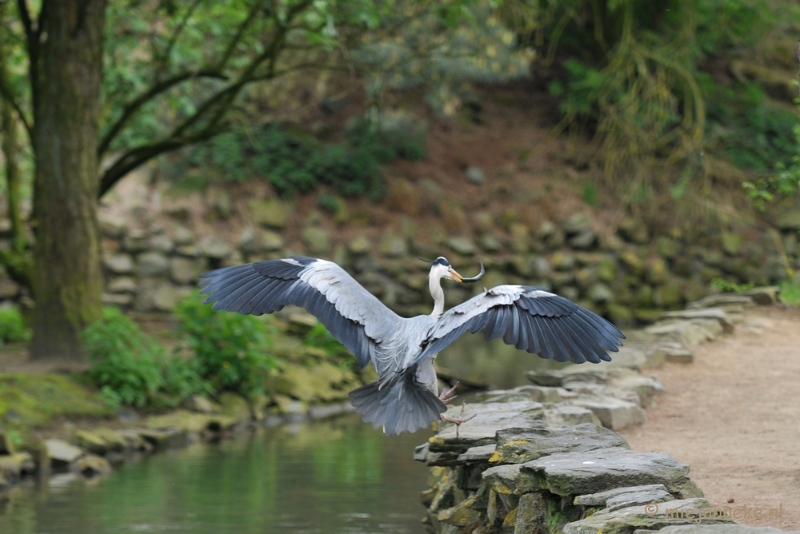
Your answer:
[414,293,787,534]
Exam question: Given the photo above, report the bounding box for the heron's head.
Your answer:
[426,256,485,283]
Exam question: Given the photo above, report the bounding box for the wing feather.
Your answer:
[200,257,401,369]
[418,285,624,364]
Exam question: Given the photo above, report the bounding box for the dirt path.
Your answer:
[620,306,800,531]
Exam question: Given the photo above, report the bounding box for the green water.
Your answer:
[0,414,433,534]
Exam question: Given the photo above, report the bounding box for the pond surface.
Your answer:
[0,331,565,533]
[0,414,433,534]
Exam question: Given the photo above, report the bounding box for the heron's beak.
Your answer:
[448,267,464,283]
[452,263,485,283]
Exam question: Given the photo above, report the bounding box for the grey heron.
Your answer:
[199,255,624,435]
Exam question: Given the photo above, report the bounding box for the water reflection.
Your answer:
[438,333,570,389]
[0,414,433,534]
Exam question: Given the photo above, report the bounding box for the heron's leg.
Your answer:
[439,380,459,403]
[441,401,476,439]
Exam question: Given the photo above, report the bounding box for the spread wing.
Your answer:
[417,285,624,364]
[199,256,401,369]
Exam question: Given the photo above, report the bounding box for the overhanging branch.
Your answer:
[98,69,227,156]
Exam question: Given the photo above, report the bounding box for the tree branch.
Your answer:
[98,0,317,198]
[98,127,223,197]
[15,0,33,44]
[216,0,263,70]
[0,73,32,141]
[98,69,227,156]
[155,0,204,76]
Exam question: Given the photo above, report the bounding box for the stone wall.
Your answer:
[0,190,798,324]
[100,207,800,323]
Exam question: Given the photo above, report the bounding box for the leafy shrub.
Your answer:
[779,280,800,307]
[0,306,32,343]
[178,119,426,200]
[82,307,167,409]
[83,308,212,409]
[174,292,277,398]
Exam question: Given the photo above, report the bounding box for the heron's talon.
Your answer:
[439,381,460,404]
[441,401,475,438]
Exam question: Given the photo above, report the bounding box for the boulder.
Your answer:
[217,392,252,421]
[660,308,734,333]
[45,439,84,468]
[0,431,15,455]
[137,428,190,449]
[347,235,371,255]
[378,231,408,257]
[136,251,170,277]
[563,499,731,534]
[573,483,672,508]
[247,198,290,229]
[518,447,701,497]
[73,454,112,477]
[301,226,331,255]
[107,276,137,294]
[644,320,722,348]
[465,165,486,185]
[0,452,35,480]
[170,257,207,285]
[446,236,477,256]
[426,401,545,462]
[487,423,628,466]
[149,233,174,253]
[687,294,754,310]
[103,253,135,275]
[570,396,647,430]
[199,235,233,259]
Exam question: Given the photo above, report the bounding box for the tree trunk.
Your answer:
[29,0,107,361]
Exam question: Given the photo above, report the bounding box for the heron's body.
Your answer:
[199,255,624,435]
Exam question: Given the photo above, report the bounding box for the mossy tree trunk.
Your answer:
[28,0,107,361]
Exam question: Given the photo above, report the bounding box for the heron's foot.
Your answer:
[441,401,475,439]
[439,381,460,404]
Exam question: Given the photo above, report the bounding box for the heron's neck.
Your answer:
[429,275,444,319]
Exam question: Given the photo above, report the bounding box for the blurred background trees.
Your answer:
[0,0,799,363]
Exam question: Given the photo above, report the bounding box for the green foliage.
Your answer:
[742,93,800,209]
[174,292,277,398]
[710,277,756,294]
[0,306,31,343]
[82,307,168,409]
[506,0,800,204]
[179,118,426,199]
[706,81,799,175]
[779,280,800,306]
[354,3,532,116]
[82,307,211,409]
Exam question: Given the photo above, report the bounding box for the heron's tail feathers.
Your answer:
[349,370,446,435]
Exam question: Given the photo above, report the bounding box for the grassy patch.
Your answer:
[0,374,113,431]
[779,280,800,306]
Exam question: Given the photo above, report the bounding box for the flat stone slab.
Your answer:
[563,499,733,534]
[431,400,544,451]
[490,423,629,464]
[519,447,700,497]
[575,483,671,506]
[687,294,754,310]
[660,308,734,333]
[644,320,722,348]
[659,525,795,534]
[570,397,647,430]
[574,484,674,511]
[45,439,84,467]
